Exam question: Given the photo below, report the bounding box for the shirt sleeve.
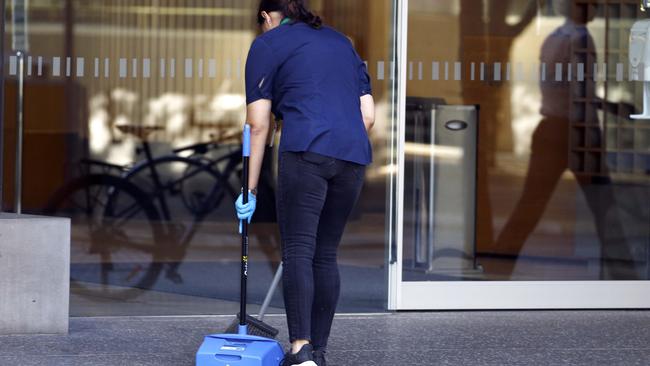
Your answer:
[356,51,372,97]
[245,38,275,105]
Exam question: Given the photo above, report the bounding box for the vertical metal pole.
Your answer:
[428,108,436,271]
[14,51,24,214]
[387,0,408,311]
[64,0,75,172]
[0,0,6,212]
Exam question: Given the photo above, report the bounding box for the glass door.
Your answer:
[388,0,650,310]
[2,0,396,316]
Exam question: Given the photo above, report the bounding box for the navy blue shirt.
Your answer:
[245,22,373,165]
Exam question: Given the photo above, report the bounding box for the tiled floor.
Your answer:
[2,311,650,365]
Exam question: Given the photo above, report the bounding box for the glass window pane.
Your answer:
[2,0,396,315]
[403,0,650,282]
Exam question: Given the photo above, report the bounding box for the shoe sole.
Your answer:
[291,362,317,366]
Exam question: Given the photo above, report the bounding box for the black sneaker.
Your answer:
[280,344,317,366]
[313,349,327,366]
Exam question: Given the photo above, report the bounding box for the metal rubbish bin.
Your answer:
[405,98,481,275]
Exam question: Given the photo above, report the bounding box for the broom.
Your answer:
[225,124,279,339]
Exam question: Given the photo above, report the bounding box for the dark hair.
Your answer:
[257,0,322,29]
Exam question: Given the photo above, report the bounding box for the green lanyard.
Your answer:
[280,17,292,25]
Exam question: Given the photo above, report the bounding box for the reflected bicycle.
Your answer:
[44,125,252,299]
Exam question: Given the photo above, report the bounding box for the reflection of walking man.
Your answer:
[495,1,636,279]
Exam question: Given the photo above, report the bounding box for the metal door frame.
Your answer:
[386,0,650,310]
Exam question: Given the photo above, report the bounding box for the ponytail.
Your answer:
[258,0,322,29]
[283,0,322,29]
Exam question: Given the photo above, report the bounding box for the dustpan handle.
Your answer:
[240,124,251,331]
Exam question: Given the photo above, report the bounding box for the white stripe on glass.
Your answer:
[143,59,151,78]
[577,63,585,81]
[185,58,193,78]
[76,57,84,77]
[13,58,640,83]
[494,62,501,81]
[515,62,524,81]
[132,59,138,78]
[530,63,538,81]
[209,59,217,78]
[616,63,623,82]
[9,56,17,75]
[52,57,61,76]
[119,58,127,78]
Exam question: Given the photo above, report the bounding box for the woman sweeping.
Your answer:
[235,0,375,365]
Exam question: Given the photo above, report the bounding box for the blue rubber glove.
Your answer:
[235,191,257,234]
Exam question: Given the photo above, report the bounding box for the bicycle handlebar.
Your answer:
[172,131,243,155]
[172,142,211,155]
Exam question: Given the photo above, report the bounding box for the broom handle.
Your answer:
[259,262,283,321]
[240,124,251,328]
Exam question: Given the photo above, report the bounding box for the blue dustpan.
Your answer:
[196,125,284,366]
[196,329,284,366]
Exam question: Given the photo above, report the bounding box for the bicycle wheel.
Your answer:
[43,174,164,300]
[125,155,227,218]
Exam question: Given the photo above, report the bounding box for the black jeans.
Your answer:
[277,151,365,351]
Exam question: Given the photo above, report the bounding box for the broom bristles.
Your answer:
[225,313,279,339]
